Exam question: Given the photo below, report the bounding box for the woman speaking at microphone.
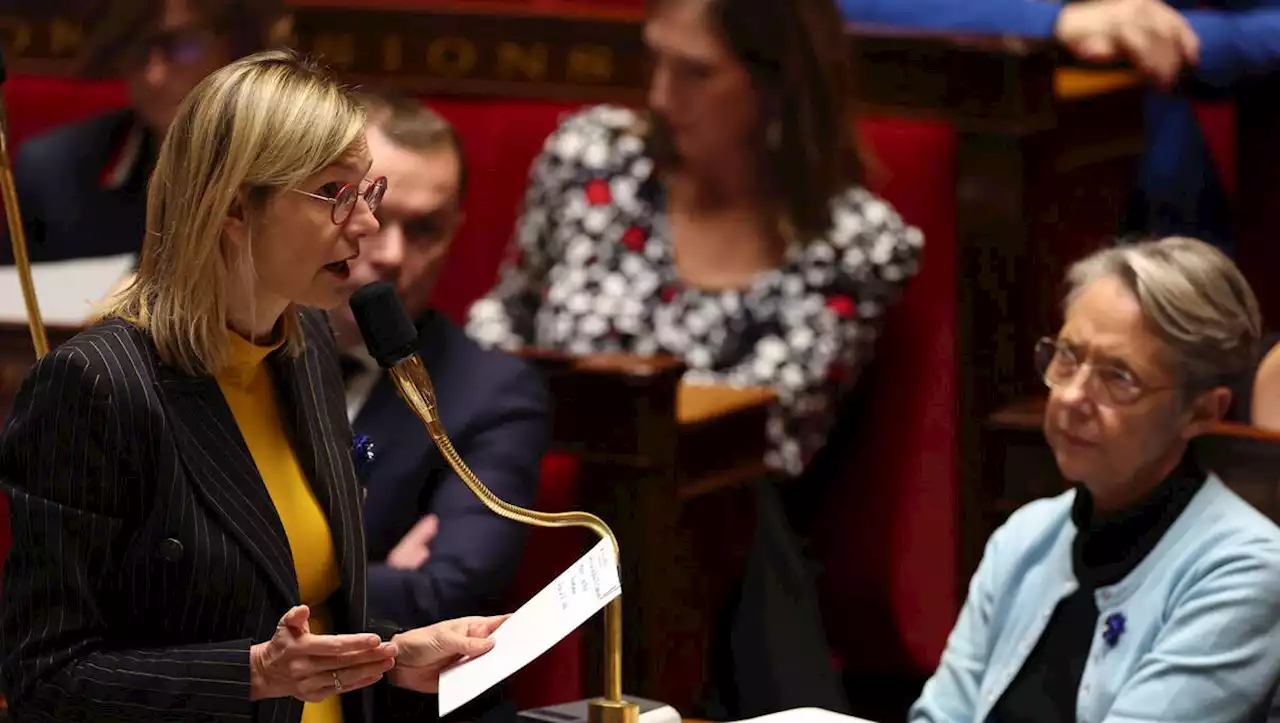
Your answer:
[0,49,505,723]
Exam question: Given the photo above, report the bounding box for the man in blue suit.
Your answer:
[840,0,1280,255]
[328,89,551,633]
[0,0,284,265]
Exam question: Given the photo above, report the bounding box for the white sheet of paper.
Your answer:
[438,537,622,716]
[727,707,879,723]
[0,254,134,325]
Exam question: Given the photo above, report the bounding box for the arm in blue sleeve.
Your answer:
[0,143,49,265]
[838,0,1061,37]
[1183,5,1280,89]
[366,363,550,626]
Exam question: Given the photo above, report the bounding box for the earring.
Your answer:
[767,119,781,151]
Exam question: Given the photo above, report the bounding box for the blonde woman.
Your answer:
[0,50,504,723]
[912,237,1280,723]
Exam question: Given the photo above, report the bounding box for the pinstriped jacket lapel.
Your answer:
[151,309,367,632]
[155,368,301,608]
[268,309,368,634]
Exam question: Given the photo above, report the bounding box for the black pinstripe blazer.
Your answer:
[0,309,433,723]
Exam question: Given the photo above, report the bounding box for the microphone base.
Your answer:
[521,696,676,723]
[588,698,640,723]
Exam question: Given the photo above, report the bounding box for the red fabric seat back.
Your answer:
[506,452,587,707]
[6,75,129,149]
[814,117,959,675]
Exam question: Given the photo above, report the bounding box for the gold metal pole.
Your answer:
[389,357,640,723]
[0,92,48,358]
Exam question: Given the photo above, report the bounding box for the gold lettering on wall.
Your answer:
[382,35,403,73]
[566,45,615,84]
[49,18,82,55]
[425,37,477,77]
[312,32,356,69]
[0,17,33,57]
[496,42,547,81]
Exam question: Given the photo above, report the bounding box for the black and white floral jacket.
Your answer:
[466,105,923,476]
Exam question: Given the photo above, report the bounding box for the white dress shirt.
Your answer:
[341,344,382,423]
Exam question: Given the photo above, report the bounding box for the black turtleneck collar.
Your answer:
[1069,452,1207,589]
[988,451,1209,723]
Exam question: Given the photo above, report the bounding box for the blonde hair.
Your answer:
[98,49,367,376]
[1065,236,1262,390]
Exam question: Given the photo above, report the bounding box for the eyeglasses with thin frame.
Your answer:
[293,177,388,225]
[1034,336,1176,407]
[120,25,217,71]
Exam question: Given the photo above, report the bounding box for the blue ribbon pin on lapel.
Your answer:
[1102,612,1126,648]
[352,434,376,477]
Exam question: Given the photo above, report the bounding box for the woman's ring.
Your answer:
[332,671,344,692]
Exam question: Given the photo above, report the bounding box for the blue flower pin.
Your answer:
[352,435,376,475]
[1102,612,1126,648]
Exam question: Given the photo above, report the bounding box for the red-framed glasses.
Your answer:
[293,176,389,225]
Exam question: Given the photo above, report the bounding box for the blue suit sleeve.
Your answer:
[1183,5,1280,89]
[838,0,1060,37]
[0,143,49,265]
[366,362,550,626]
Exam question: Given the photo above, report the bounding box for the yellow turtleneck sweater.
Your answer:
[216,331,343,723]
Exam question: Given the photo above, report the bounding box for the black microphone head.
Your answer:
[349,281,418,367]
[0,47,7,85]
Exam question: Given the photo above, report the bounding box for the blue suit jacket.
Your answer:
[0,109,151,265]
[840,0,1280,254]
[355,311,551,628]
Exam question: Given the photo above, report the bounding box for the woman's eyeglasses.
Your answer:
[293,177,389,225]
[120,26,217,71]
[1034,337,1173,407]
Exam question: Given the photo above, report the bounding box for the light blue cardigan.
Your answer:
[911,475,1280,723]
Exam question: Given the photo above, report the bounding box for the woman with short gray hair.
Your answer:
[911,236,1280,723]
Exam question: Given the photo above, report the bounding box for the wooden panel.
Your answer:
[516,351,771,711]
[0,1,1121,133]
[289,5,649,104]
[950,79,1144,593]
[1234,75,1280,326]
[0,8,84,76]
[0,322,76,413]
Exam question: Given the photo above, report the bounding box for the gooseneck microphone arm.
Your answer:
[0,47,48,358]
[349,282,639,723]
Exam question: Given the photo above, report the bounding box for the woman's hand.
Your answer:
[250,605,398,702]
[388,615,509,694]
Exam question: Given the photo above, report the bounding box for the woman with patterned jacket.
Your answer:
[465,0,923,716]
[466,0,923,479]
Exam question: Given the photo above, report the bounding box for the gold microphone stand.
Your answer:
[0,57,49,359]
[389,354,640,723]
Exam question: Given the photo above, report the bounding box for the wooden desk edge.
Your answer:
[1054,69,1142,100]
[677,384,776,426]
